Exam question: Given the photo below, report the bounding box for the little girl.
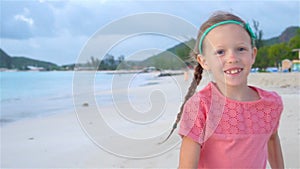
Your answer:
[169,11,284,168]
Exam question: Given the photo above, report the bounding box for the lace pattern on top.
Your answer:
[178,82,283,144]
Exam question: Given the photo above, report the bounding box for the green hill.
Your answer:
[140,39,195,69]
[0,49,60,70]
[0,49,12,69]
[263,26,299,46]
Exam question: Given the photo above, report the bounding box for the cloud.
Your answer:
[14,14,34,26]
[0,0,299,65]
[14,7,35,28]
[1,1,56,39]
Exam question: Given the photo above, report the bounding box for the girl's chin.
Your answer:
[215,78,248,87]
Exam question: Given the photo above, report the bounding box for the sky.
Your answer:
[1,0,299,65]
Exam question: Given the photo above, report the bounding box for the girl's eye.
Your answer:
[216,50,225,56]
[238,47,246,52]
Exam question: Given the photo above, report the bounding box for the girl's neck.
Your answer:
[214,82,260,101]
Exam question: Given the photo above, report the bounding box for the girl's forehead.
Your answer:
[207,24,247,36]
[205,24,251,44]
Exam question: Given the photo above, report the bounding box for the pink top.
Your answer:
[179,82,283,168]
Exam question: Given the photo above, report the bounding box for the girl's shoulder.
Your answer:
[185,83,214,108]
[250,86,282,104]
[188,82,212,100]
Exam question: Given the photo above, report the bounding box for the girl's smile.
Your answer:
[224,67,243,75]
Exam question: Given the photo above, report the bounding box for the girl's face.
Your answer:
[198,24,257,89]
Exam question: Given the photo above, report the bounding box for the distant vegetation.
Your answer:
[117,39,195,70]
[74,54,125,70]
[0,49,60,70]
[1,25,299,71]
[254,27,300,69]
[138,39,195,69]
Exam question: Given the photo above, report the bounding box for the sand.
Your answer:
[1,72,299,168]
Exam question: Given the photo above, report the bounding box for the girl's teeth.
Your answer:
[225,69,242,74]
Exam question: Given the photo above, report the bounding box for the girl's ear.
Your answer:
[197,54,210,70]
[251,47,257,65]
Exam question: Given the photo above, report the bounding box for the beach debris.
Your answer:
[82,102,89,107]
[158,71,184,77]
[280,84,290,88]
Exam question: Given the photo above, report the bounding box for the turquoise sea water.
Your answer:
[0,71,158,125]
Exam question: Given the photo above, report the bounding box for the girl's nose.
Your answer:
[226,50,239,64]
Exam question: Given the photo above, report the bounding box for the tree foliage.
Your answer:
[79,54,126,70]
[288,29,300,49]
[252,20,264,49]
[253,28,300,69]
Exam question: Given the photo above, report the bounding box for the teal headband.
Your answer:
[198,20,257,54]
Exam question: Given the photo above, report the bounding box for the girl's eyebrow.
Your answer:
[236,42,252,47]
[236,43,248,46]
[212,45,225,48]
[210,40,250,48]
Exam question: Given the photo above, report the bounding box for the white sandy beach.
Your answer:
[1,72,299,168]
